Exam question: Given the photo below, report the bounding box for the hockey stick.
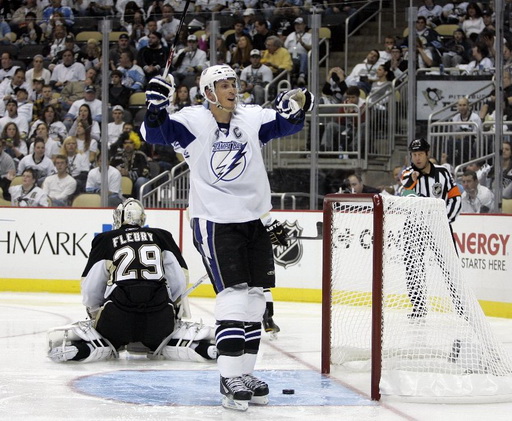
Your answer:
[162,0,193,78]
[181,274,209,298]
[292,221,323,240]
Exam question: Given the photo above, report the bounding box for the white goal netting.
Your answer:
[327,194,512,400]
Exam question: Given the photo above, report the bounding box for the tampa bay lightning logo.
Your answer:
[211,141,247,183]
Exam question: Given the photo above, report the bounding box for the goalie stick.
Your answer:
[162,0,193,78]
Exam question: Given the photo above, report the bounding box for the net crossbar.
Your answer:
[322,194,512,401]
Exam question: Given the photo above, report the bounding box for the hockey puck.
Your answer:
[282,389,295,395]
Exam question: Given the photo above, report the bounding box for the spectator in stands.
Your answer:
[60,136,90,193]
[74,120,98,164]
[320,86,366,152]
[14,87,33,126]
[82,39,102,74]
[68,103,101,143]
[402,15,440,50]
[32,85,60,122]
[0,100,29,139]
[27,122,61,160]
[42,154,76,206]
[25,56,51,91]
[261,35,293,77]
[378,36,397,64]
[389,45,408,79]
[449,97,481,164]
[252,19,274,51]
[108,70,131,109]
[50,34,84,70]
[47,22,68,60]
[418,0,443,26]
[0,69,30,117]
[84,0,114,16]
[479,72,512,123]
[137,31,169,80]
[230,34,253,74]
[50,49,86,92]
[0,138,16,200]
[0,52,20,81]
[157,4,180,45]
[225,19,248,54]
[457,43,494,75]
[14,11,43,47]
[110,131,151,199]
[482,9,495,31]
[65,85,102,127]
[9,167,49,207]
[271,3,300,38]
[17,138,56,181]
[2,122,27,163]
[118,50,146,92]
[441,28,472,69]
[10,0,43,28]
[107,105,126,147]
[0,17,14,45]
[240,49,273,105]
[86,151,124,207]
[59,67,100,113]
[29,77,44,104]
[440,0,468,25]
[28,104,67,142]
[171,34,207,89]
[169,85,192,114]
[41,0,75,29]
[321,67,347,105]
[465,160,491,188]
[345,49,380,94]
[347,173,380,194]
[109,33,137,71]
[462,2,485,42]
[284,17,311,87]
[460,169,494,213]
[126,9,146,46]
[134,19,160,51]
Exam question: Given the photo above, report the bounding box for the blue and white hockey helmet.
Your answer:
[199,65,238,105]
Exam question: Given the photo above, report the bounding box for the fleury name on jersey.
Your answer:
[112,230,155,248]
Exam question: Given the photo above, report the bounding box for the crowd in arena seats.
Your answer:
[0,0,349,207]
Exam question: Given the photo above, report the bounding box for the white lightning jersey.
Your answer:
[142,104,304,223]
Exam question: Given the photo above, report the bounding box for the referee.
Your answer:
[400,138,463,319]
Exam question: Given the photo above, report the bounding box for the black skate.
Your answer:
[241,374,269,405]
[220,376,252,411]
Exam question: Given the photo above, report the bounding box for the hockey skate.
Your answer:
[241,374,269,405]
[220,376,253,411]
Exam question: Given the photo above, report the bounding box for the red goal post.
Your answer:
[321,193,512,402]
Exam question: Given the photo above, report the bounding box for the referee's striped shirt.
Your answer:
[401,163,462,224]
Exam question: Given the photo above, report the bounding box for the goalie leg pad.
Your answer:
[160,340,216,363]
[47,320,118,363]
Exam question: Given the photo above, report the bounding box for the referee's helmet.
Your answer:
[408,138,430,152]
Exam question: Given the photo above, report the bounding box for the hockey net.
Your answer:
[321,194,512,401]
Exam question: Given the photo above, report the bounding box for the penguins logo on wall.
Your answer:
[273,220,303,269]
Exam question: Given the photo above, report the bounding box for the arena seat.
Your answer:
[72,193,101,208]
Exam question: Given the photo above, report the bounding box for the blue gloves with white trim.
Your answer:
[146,75,176,112]
[275,88,315,120]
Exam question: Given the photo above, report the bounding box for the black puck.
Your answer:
[282,389,295,395]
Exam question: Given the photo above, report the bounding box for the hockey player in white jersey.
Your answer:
[141,65,314,411]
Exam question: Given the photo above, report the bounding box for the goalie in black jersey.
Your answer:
[48,198,216,363]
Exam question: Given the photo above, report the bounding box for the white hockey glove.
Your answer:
[146,75,175,112]
[275,87,315,120]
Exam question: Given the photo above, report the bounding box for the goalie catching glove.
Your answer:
[146,75,176,112]
[266,220,290,246]
[275,88,314,121]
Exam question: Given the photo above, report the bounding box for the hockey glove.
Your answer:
[266,220,290,246]
[146,75,175,112]
[275,88,315,120]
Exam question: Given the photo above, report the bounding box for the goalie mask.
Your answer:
[199,65,239,109]
[113,198,146,229]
